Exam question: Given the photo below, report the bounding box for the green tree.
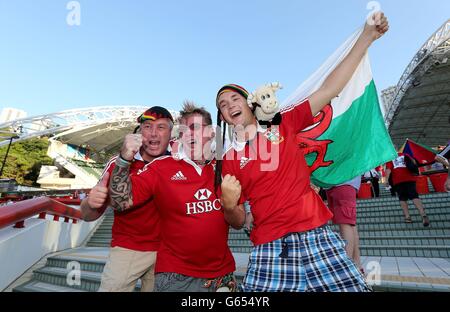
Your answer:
[0,137,53,186]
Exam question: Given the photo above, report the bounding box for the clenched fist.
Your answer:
[364,11,389,42]
[87,172,110,209]
[221,174,242,211]
[121,134,143,161]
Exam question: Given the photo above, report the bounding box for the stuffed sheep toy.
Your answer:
[247,82,283,125]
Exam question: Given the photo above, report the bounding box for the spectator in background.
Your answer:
[434,147,450,192]
[325,176,363,273]
[363,168,380,197]
[446,166,450,192]
[385,153,430,227]
[387,173,396,197]
[78,191,87,201]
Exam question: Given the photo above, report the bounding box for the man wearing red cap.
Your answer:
[215,13,389,291]
[80,106,173,292]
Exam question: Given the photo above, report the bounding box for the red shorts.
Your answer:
[326,185,357,226]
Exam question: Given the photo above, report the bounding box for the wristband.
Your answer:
[119,152,133,163]
[116,155,132,168]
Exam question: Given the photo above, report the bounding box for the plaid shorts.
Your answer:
[241,225,371,292]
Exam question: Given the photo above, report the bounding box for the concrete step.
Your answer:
[360,245,450,258]
[356,209,450,223]
[97,222,114,226]
[350,214,448,224]
[46,256,106,273]
[358,236,450,246]
[357,228,450,236]
[32,266,103,292]
[91,233,112,239]
[357,205,450,215]
[342,215,450,231]
[358,195,450,205]
[86,243,111,247]
[358,196,450,205]
[13,280,86,292]
[93,226,113,230]
[91,230,112,235]
[363,200,450,208]
[356,193,449,206]
[87,235,111,239]
[29,265,141,292]
[91,229,112,234]
[357,204,450,214]
[87,238,111,243]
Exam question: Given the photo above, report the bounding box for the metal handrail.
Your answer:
[0,197,82,229]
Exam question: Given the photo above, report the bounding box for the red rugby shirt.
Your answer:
[102,152,160,252]
[131,152,235,278]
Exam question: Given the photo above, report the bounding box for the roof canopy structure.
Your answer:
[0,106,178,161]
[385,20,450,149]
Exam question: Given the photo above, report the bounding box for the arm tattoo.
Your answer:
[109,163,134,212]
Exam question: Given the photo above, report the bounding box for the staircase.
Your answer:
[12,212,115,292]
[48,151,99,187]
[228,192,450,258]
[86,213,114,247]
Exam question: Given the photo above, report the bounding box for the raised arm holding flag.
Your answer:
[217,12,391,292]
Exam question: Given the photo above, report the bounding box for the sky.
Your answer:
[0,0,449,122]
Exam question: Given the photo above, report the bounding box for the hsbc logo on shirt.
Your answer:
[186,188,222,215]
[194,189,212,201]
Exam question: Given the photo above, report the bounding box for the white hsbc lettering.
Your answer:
[186,199,222,215]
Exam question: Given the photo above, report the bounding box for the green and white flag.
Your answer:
[282,27,397,188]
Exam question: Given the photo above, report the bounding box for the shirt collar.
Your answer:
[173,144,213,176]
[134,150,144,161]
[230,121,267,152]
[136,149,170,163]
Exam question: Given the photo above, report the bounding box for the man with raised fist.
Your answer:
[80,106,173,292]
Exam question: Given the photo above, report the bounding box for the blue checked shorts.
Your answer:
[241,225,372,292]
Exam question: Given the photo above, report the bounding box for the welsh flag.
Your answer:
[401,139,437,166]
[282,27,397,188]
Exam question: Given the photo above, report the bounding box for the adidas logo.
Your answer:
[240,157,251,169]
[171,171,187,181]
